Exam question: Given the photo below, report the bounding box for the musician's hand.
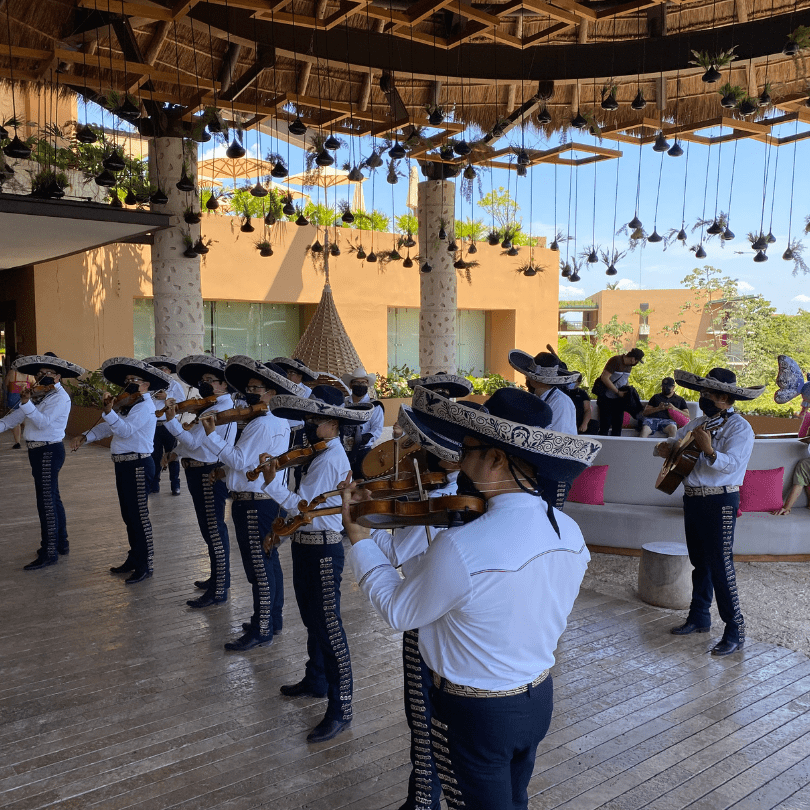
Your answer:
[164,399,178,420]
[102,392,114,414]
[70,434,86,452]
[260,454,279,484]
[153,390,167,401]
[200,414,216,435]
[263,532,283,553]
[339,472,371,545]
[693,426,713,455]
[392,423,403,439]
[653,441,671,458]
[20,389,31,404]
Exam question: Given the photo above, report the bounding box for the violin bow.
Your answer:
[413,458,433,545]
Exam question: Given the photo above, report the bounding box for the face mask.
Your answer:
[244,392,262,406]
[351,385,368,398]
[663,388,674,397]
[304,422,321,445]
[38,375,55,387]
[124,382,140,394]
[456,471,485,499]
[198,381,215,398]
[699,396,722,417]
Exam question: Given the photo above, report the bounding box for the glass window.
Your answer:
[133,298,155,359]
[457,310,486,375]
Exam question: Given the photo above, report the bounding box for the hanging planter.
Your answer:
[501,237,512,250]
[723,226,735,240]
[453,140,471,157]
[347,166,364,182]
[330,243,341,257]
[75,125,98,144]
[124,189,138,206]
[226,138,246,159]
[550,239,560,251]
[652,133,670,152]
[150,189,169,206]
[250,182,268,198]
[463,164,476,180]
[690,47,737,83]
[467,242,478,254]
[507,246,519,256]
[428,106,445,126]
[295,212,310,227]
[182,235,198,258]
[487,230,501,246]
[719,82,744,108]
[569,269,581,282]
[356,247,367,260]
[668,141,684,158]
[537,106,552,126]
[570,110,588,129]
[606,264,618,276]
[706,220,723,236]
[420,261,432,273]
[438,220,448,240]
[587,249,599,262]
[389,141,407,160]
[184,207,202,224]
[782,246,795,260]
[315,149,334,167]
[784,26,810,56]
[109,193,123,208]
[516,149,530,167]
[403,233,416,248]
[767,232,776,244]
[176,168,195,192]
[738,97,758,117]
[205,193,220,211]
[491,118,507,138]
[560,261,572,277]
[271,161,288,179]
[600,84,619,112]
[516,165,528,177]
[288,116,307,136]
[282,199,296,217]
[630,90,647,111]
[758,83,772,107]
[193,237,210,255]
[439,145,455,162]
[95,169,117,187]
[31,170,68,199]
[255,240,273,257]
[677,227,688,242]
[522,262,537,277]
[753,250,768,262]
[365,151,384,169]
[628,214,643,230]
[403,255,414,268]
[241,217,255,233]
[103,149,126,172]
[447,240,458,252]
[751,234,768,250]
[647,229,663,243]
[367,251,378,263]
[342,209,355,224]
[387,163,400,185]
[324,134,341,151]
[310,239,324,253]
[264,211,276,226]
[694,244,707,258]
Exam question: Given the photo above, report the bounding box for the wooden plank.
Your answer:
[545,0,599,21]
[523,22,575,45]
[405,0,454,25]
[76,0,173,21]
[520,0,582,26]
[322,0,372,30]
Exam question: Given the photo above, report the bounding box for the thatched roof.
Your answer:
[2,0,810,157]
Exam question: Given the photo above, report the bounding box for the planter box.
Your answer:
[67,405,112,447]
[742,414,802,435]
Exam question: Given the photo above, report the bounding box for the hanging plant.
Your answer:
[255,240,273,257]
[782,239,808,273]
[758,82,773,108]
[616,222,649,251]
[438,217,449,240]
[309,239,324,253]
[517,261,538,277]
[630,89,647,111]
[784,25,810,56]
[183,206,202,224]
[363,150,384,170]
[718,83,745,109]
[193,236,212,255]
[281,193,296,217]
[182,233,198,258]
[579,245,600,264]
[295,209,310,227]
[560,259,572,278]
[30,168,69,199]
[386,159,404,185]
[600,84,619,112]
[426,104,445,126]
[567,257,584,283]
[600,247,627,275]
[176,162,195,192]
[330,242,341,257]
[692,212,730,246]
[748,231,769,251]
[690,46,737,82]
[691,243,708,259]
[339,200,355,224]
[487,229,502,246]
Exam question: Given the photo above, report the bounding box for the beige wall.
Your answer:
[13,215,557,378]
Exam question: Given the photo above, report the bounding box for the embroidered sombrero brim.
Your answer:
[224,356,307,397]
[674,370,765,401]
[398,405,462,462]
[272,357,318,383]
[101,357,170,391]
[13,355,86,379]
[406,373,473,398]
[411,386,601,483]
[268,394,373,425]
[176,355,227,387]
[508,350,579,387]
[143,355,180,373]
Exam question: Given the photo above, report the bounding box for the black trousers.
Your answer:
[683,491,745,644]
[113,456,155,574]
[431,675,553,810]
[185,464,230,600]
[28,441,68,561]
[596,394,625,436]
[291,536,353,722]
[150,423,180,491]
[231,498,284,639]
[403,629,442,809]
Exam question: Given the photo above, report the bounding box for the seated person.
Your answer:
[773,438,810,515]
[565,373,599,435]
[639,377,690,438]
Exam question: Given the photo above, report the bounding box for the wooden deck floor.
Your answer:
[2,437,810,810]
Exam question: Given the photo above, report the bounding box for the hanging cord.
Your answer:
[610,148,621,259]
[712,140,723,222]
[565,163,573,265]
[699,142,712,244]
[785,118,799,248]
[726,139,738,226]
[758,128,774,236]
[680,139,690,228]
[633,136,642,216]
[4,7,20,134]
[652,151,664,229]
[767,136,781,238]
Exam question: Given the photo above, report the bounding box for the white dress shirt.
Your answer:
[153,379,186,424]
[204,411,289,493]
[165,394,235,463]
[540,387,578,435]
[263,437,351,532]
[84,396,157,455]
[350,492,589,690]
[663,411,755,488]
[343,393,384,448]
[0,384,71,443]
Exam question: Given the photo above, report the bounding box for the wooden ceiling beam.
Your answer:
[522,22,575,45]
[405,0,455,25]
[519,0,581,26]
[322,0,372,30]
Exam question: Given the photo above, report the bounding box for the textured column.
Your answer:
[418,179,456,375]
[149,137,204,357]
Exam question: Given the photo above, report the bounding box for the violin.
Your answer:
[271,494,485,538]
[211,403,269,426]
[245,441,329,482]
[361,436,424,478]
[155,394,219,418]
[107,389,144,413]
[29,384,55,403]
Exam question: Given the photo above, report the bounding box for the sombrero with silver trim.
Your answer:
[176,355,227,387]
[143,354,180,373]
[674,368,765,401]
[508,350,580,387]
[223,356,307,397]
[13,353,86,379]
[397,404,462,462]
[101,357,170,391]
[406,372,472,398]
[268,384,373,425]
[272,357,318,383]
[411,385,601,483]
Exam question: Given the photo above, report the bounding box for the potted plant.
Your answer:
[718,82,745,109]
[487,229,501,246]
[30,168,69,199]
[255,240,273,257]
[689,46,737,83]
[600,84,619,112]
[182,234,198,258]
[183,206,202,224]
[784,25,810,56]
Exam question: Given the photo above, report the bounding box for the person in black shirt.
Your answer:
[564,373,599,435]
[639,377,689,438]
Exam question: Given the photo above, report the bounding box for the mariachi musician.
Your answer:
[654,367,764,656]
[162,355,236,608]
[341,386,598,809]
[71,357,170,584]
[199,358,302,650]
[0,352,86,570]
[260,386,371,744]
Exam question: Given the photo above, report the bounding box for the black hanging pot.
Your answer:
[241,218,255,233]
[550,240,559,251]
[250,182,268,197]
[347,166,364,182]
[601,95,619,112]
[516,149,530,166]
[491,122,505,138]
[720,93,738,109]
[124,189,138,206]
[668,141,684,157]
[109,194,123,208]
[150,189,169,206]
[324,134,341,151]
[289,116,307,136]
[463,165,476,180]
[176,172,195,192]
[194,238,209,255]
[103,150,126,172]
[45,179,65,199]
[116,97,141,122]
[342,210,355,224]
[357,248,366,260]
[630,90,647,111]
[751,234,767,250]
[315,149,334,167]
[295,214,309,226]
[420,262,432,273]
[759,89,772,107]
[264,212,276,226]
[753,250,768,263]
[606,264,618,276]
[366,151,383,169]
[206,117,223,134]
[723,227,735,240]
[191,126,212,144]
[783,247,795,260]
[3,135,31,160]
[695,244,707,258]
[429,107,444,126]
[738,98,758,116]
[453,140,471,157]
[501,237,512,249]
[647,229,663,243]
[488,233,500,246]
[628,214,642,230]
[310,239,323,253]
[561,263,571,277]
[271,162,288,179]
[183,246,198,259]
[367,251,378,263]
[507,246,519,256]
[403,255,414,268]
[260,245,273,257]
[783,41,799,57]
[453,259,466,269]
[438,227,447,240]
[387,170,399,185]
[570,111,587,129]
[95,169,117,187]
[467,243,477,254]
[767,232,776,244]
[587,250,599,261]
[523,264,537,276]
[226,138,246,159]
[537,107,552,125]
[330,243,341,256]
[282,201,296,216]
[706,221,723,236]
[652,133,670,152]
[205,194,220,211]
[184,210,201,224]
[702,66,723,83]
[677,228,688,242]
[75,125,98,144]
[389,141,406,160]
[403,234,416,248]
[439,145,455,161]
[569,270,581,282]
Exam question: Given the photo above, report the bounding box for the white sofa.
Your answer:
[565,434,810,556]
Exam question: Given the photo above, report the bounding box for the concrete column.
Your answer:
[149,136,204,357]
[417,179,456,375]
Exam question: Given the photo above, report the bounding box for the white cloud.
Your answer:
[615,278,643,290]
[793,294,810,303]
[559,285,590,301]
[737,281,755,293]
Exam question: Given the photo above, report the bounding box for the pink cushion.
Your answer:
[738,467,785,514]
[568,465,609,506]
[622,411,631,428]
[800,412,810,439]
[670,408,691,428]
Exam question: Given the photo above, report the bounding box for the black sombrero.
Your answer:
[411,385,601,484]
[508,350,580,387]
[143,355,180,373]
[406,372,473,399]
[397,404,462,462]
[176,355,227,388]
[224,356,308,396]
[13,353,86,379]
[268,384,372,425]
[272,357,318,384]
[101,357,170,391]
[674,368,765,401]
